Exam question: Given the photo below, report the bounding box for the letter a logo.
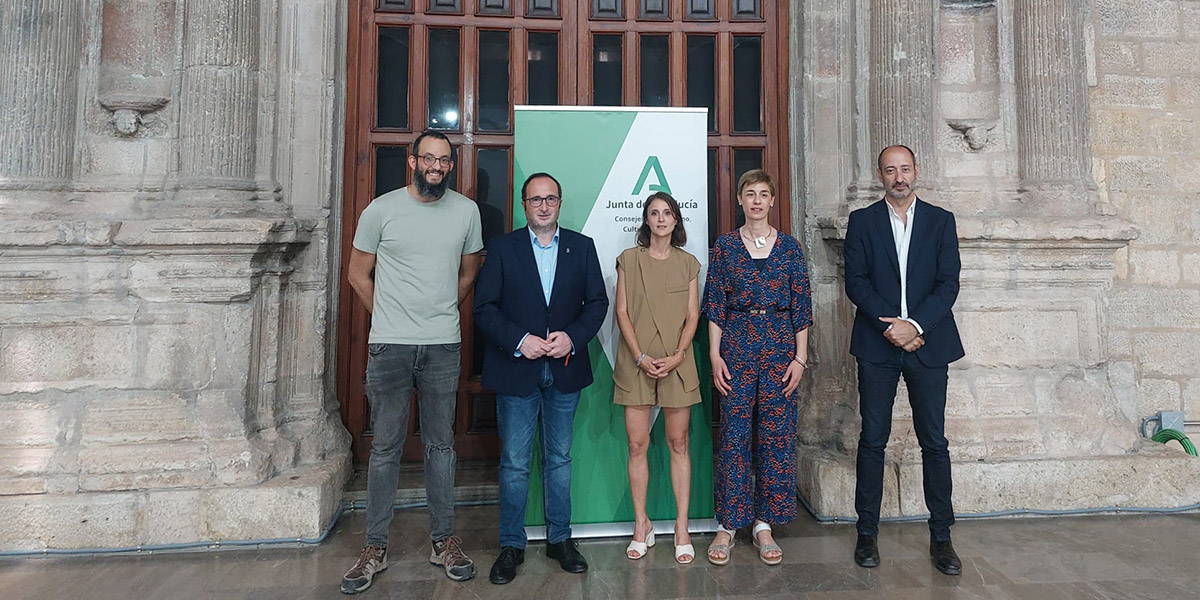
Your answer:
[631,156,672,195]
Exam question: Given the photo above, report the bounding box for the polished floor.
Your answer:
[3,505,1200,600]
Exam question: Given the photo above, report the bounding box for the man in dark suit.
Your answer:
[844,145,965,575]
[473,172,609,585]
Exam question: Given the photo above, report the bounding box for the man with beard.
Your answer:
[474,173,608,585]
[844,145,965,576]
[341,130,483,593]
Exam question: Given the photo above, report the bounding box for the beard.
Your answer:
[414,167,449,198]
[885,184,911,200]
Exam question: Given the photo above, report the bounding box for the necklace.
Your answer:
[740,227,775,249]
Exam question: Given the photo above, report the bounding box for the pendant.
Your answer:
[754,236,767,249]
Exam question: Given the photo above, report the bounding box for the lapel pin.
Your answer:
[566,248,571,253]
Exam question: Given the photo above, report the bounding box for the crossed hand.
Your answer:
[879,317,924,352]
[518,331,574,359]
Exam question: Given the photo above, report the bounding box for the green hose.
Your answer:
[1152,429,1199,456]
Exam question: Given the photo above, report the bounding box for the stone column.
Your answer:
[179,0,259,190]
[868,0,935,169]
[0,1,83,187]
[1013,0,1091,207]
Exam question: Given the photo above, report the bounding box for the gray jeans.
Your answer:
[364,343,460,546]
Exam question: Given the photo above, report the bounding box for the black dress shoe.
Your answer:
[854,534,880,568]
[930,539,962,576]
[489,546,524,585]
[545,539,589,573]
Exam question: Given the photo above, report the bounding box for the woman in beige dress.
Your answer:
[613,192,702,565]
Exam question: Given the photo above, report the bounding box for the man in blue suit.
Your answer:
[844,145,965,575]
[473,172,609,585]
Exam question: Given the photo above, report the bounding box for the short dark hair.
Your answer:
[412,130,452,158]
[877,144,916,169]
[520,172,563,200]
[636,192,688,248]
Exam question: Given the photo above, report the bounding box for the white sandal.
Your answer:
[706,524,736,566]
[752,521,783,566]
[674,542,695,564]
[626,528,655,560]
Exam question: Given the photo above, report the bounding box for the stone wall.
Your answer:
[1090,0,1200,437]
[792,0,1200,521]
[0,0,350,550]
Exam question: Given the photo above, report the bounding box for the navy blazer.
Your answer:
[844,198,965,367]
[473,227,609,395]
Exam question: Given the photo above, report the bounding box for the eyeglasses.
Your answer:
[523,195,561,207]
[417,154,453,168]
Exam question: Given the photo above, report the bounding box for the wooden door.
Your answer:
[340,0,789,464]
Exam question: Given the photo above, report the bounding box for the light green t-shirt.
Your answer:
[353,186,483,344]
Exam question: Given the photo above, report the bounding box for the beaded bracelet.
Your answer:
[636,352,647,367]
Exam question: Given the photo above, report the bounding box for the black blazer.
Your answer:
[473,227,609,395]
[844,198,965,367]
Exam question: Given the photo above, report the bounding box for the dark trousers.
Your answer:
[854,353,954,541]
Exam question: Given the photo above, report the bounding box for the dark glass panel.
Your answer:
[527,32,559,105]
[686,35,716,132]
[639,35,669,107]
[376,27,410,129]
[732,148,763,229]
[474,147,511,248]
[478,31,511,132]
[733,36,763,132]
[593,34,623,106]
[375,145,408,197]
[707,147,719,245]
[428,0,462,12]
[478,0,511,15]
[427,29,461,130]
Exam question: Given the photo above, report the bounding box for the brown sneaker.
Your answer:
[341,544,387,594]
[431,535,476,581]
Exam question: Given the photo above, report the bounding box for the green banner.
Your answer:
[513,107,713,533]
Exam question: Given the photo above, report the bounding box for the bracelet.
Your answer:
[793,356,807,368]
[635,352,647,367]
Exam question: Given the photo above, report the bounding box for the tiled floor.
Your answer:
[4,505,1200,599]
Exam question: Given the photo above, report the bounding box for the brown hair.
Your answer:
[736,169,776,197]
[635,192,688,248]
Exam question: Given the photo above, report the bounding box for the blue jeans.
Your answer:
[854,353,955,541]
[496,361,581,548]
[364,343,460,547]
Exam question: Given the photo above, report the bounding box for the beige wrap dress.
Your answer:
[612,246,702,407]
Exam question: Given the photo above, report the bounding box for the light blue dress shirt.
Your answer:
[515,227,560,357]
[530,226,560,306]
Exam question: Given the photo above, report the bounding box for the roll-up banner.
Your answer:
[513,106,715,538]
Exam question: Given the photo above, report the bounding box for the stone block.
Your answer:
[982,417,1046,458]
[0,398,63,446]
[939,16,976,86]
[805,450,1200,520]
[1114,195,1196,245]
[0,324,134,386]
[0,493,141,550]
[1142,42,1200,73]
[1109,156,1172,191]
[204,460,347,541]
[973,373,1035,417]
[1135,332,1200,378]
[1093,74,1168,108]
[1186,4,1200,41]
[1136,378,1182,417]
[1172,77,1200,108]
[1090,110,1144,152]
[78,442,210,477]
[1184,380,1200,421]
[1128,248,1181,286]
[81,393,196,444]
[957,309,1086,366]
[1148,116,1196,154]
[143,490,206,545]
[1095,0,1180,39]
[1097,41,1140,71]
[939,90,998,121]
[0,446,54,479]
[1181,252,1200,285]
